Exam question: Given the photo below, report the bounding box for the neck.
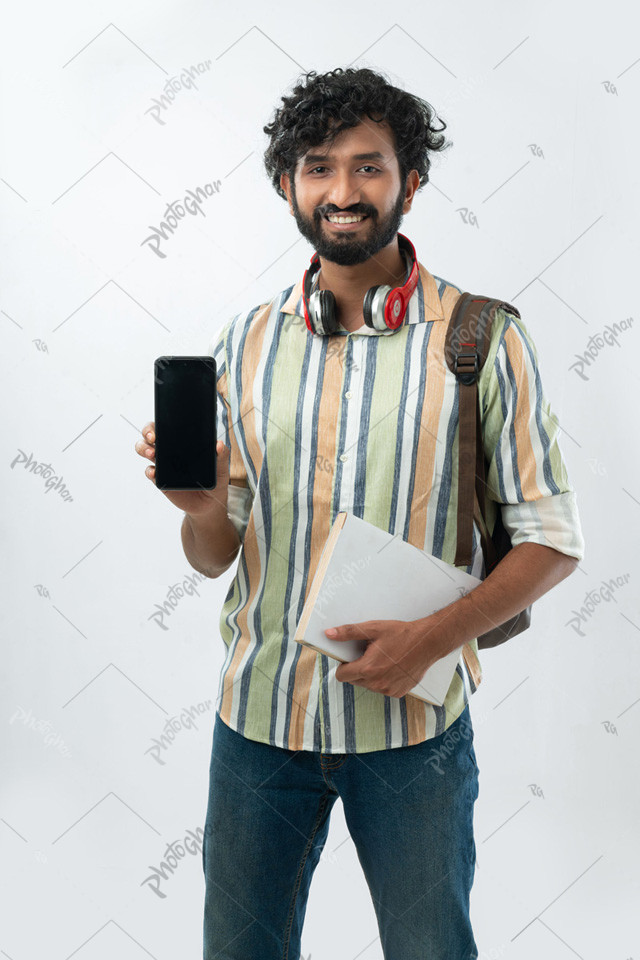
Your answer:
[317,238,407,331]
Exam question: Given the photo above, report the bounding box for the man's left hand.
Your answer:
[328,616,452,699]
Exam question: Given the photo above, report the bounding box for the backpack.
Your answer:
[444,293,532,650]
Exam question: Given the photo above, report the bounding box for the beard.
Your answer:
[289,180,407,266]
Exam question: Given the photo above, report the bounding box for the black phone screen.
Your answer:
[153,356,217,491]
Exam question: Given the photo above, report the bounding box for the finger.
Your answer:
[141,422,155,443]
[335,663,363,684]
[327,623,373,643]
[145,463,156,484]
[135,440,156,461]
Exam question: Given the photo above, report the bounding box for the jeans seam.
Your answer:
[281,789,332,959]
[465,737,479,960]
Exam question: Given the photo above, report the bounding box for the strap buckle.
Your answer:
[453,352,479,385]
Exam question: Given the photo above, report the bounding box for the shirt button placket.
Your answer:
[338,337,361,504]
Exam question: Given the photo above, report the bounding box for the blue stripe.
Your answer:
[493,345,509,504]
[507,315,560,495]
[503,342,524,502]
[433,380,458,558]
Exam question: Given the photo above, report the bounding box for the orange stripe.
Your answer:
[404,324,452,741]
[504,325,542,501]
[219,309,268,726]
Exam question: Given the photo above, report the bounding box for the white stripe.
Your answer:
[503,490,584,560]
[276,322,325,745]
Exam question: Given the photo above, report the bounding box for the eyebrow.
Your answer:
[301,151,387,165]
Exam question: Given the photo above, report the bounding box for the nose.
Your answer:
[324,170,365,215]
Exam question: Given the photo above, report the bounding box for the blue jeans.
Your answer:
[202,706,479,959]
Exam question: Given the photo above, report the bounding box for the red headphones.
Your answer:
[301,232,420,336]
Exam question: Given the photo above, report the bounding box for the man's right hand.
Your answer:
[135,420,230,517]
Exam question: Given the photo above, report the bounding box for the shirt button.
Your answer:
[339,453,348,462]
[344,390,353,399]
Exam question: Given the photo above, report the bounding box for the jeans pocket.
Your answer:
[457,710,479,782]
[467,741,480,808]
[468,736,478,772]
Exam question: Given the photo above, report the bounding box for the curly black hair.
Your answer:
[263,67,452,202]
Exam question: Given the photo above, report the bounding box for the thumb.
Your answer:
[326,622,378,643]
[325,624,356,641]
[216,440,231,464]
[215,440,231,479]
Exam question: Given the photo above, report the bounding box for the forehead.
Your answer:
[298,118,397,166]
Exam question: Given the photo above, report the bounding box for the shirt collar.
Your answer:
[279,257,445,335]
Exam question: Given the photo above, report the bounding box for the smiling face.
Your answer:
[280,117,413,266]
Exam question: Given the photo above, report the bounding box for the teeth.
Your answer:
[327,215,366,223]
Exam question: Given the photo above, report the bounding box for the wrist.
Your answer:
[185,484,229,522]
[414,593,478,658]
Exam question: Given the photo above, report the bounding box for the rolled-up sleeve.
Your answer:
[478,309,585,562]
[207,321,254,544]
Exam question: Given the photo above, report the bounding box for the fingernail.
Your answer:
[325,628,337,637]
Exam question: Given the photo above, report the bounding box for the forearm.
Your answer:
[416,542,579,654]
[181,492,242,579]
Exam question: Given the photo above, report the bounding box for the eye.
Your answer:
[307,165,381,175]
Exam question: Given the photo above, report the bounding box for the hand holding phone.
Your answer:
[135,422,231,517]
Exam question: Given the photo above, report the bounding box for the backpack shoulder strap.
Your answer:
[444,293,520,567]
[444,293,521,379]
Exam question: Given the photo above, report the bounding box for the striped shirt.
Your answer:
[207,252,585,754]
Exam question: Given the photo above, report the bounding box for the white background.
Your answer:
[2,1,639,958]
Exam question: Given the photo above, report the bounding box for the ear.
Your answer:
[402,169,420,215]
[280,173,294,216]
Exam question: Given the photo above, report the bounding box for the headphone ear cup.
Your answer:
[309,289,339,336]
[319,289,340,335]
[363,284,392,331]
[362,286,380,329]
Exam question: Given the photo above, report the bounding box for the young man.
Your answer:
[139,67,585,960]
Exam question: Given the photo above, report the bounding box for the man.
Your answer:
[138,67,584,959]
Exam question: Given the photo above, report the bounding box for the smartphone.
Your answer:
[153,356,217,491]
